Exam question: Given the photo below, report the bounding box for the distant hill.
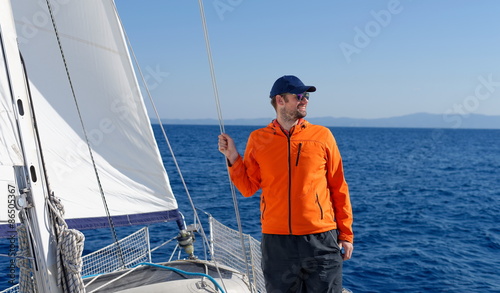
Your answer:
[152,113,500,129]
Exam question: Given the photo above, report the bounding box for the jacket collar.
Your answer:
[270,119,308,136]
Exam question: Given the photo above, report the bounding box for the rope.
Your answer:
[43,0,125,268]
[47,194,85,293]
[197,0,225,135]
[197,0,253,290]
[16,223,37,293]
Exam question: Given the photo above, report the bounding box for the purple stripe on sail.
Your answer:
[67,209,182,230]
[0,209,181,238]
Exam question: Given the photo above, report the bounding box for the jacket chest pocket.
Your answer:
[292,142,326,169]
[295,143,302,166]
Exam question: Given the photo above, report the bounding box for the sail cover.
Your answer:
[0,0,180,236]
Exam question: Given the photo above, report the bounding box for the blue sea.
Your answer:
[1,125,499,292]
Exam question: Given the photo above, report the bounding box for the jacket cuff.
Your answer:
[338,234,354,243]
[228,155,242,168]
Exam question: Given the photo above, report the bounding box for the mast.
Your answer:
[0,1,61,292]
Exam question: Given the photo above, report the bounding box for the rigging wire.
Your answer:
[197,0,253,288]
[110,0,214,265]
[44,0,125,268]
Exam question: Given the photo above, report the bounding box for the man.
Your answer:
[218,75,353,292]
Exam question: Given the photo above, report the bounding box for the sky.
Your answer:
[114,0,500,121]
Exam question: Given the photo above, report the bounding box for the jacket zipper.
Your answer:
[295,143,302,166]
[316,194,324,220]
[287,136,292,234]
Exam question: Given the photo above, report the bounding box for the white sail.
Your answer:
[1,1,264,292]
[0,0,179,236]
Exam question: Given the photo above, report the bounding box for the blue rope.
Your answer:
[137,262,225,293]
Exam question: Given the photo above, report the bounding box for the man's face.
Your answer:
[280,93,309,121]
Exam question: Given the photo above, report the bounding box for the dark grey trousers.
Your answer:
[261,230,343,293]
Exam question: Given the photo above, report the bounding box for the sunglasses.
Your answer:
[296,92,310,101]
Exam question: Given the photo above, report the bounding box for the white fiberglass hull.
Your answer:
[83,260,254,293]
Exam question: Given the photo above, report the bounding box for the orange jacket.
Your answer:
[229,120,354,243]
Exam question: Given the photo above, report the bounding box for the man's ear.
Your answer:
[277,95,285,105]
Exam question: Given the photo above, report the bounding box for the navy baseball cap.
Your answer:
[270,75,316,98]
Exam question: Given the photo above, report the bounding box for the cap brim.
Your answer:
[290,86,316,95]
